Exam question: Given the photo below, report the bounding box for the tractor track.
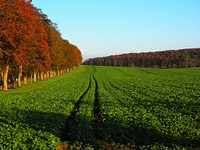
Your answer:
[60,75,92,142]
[60,66,104,149]
[92,67,102,122]
[92,74,103,139]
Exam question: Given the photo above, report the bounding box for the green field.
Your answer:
[0,66,200,149]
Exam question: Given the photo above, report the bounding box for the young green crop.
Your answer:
[0,67,93,149]
[0,66,199,149]
[95,66,200,149]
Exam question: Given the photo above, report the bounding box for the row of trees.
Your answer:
[83,48,200,68]
[0,0,82,91]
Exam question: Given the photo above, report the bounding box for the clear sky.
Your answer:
[32,0,200,60]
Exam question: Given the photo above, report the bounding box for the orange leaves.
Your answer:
[70,44,83,66]
[1,0,82,74]
[1,0,35,64]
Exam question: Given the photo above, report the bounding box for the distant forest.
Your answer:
[83,48,200,68]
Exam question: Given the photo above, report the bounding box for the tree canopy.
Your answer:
[0,0,82,90]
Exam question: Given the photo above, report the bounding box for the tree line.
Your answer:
[83,48,200,68]
[0,0,82,91]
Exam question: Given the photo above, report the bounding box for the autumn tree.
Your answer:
[0,0,35,90]
[1,0,83,91]
[70,44,82,67]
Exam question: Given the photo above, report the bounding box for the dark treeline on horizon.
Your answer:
[83,48,200,68]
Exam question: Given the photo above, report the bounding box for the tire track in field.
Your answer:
[60,75,92,142]
[91,66,105,149]
[60,66,105,149]
[92,74,103,138]
[92,67,124,150]
[92,67,102,124]
[92,67,102,120]
[92,68,132,149]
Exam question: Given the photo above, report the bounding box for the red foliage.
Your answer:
[0,0,82,75]
[1,0,36,65]
[83,48,200,68]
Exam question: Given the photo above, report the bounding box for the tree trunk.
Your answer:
[46,71,50,79]
[49,70,51,78]
[17,66,22,87]
[33,70,37,82]
[43,73,46,80]
[2,65,9,91]
[23,74,27,85]
[53,70,56,76]
[40,72,44,80]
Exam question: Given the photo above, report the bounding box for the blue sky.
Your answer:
[32,0,200,60]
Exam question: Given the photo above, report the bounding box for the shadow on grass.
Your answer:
[0,106,199,149]
[101,114,200,149]
[0,107,66,136]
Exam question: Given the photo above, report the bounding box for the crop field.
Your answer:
[0,66,200,149]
